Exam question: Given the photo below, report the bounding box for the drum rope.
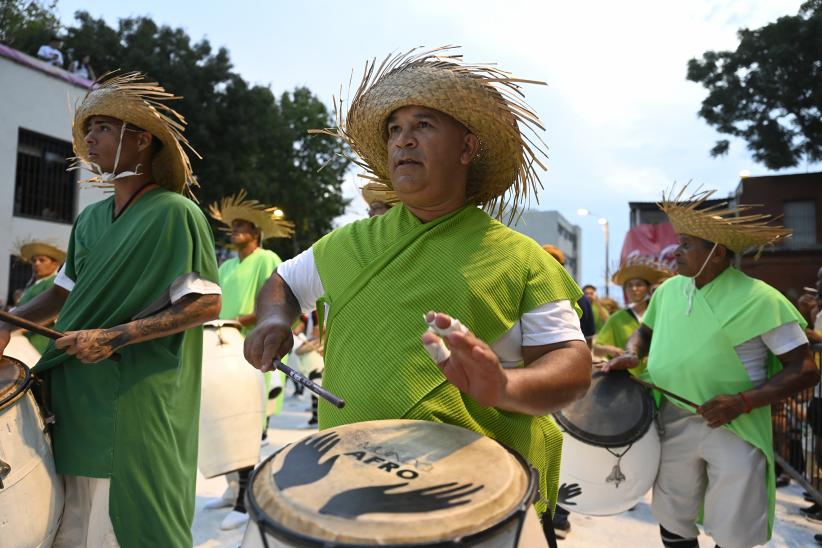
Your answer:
[604,444,632,488]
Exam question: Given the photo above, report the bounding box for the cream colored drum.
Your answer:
[241,419,546,547]
[0,356,64,548]
[5,332,42,368]
[198,320,265,478]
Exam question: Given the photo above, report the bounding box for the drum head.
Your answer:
[247,419,536,546]
[0,356,32,410]
[553,370,654,448]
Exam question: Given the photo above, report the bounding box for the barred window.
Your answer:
[783,200,817,247]
[14,128,76,224]
[6,255,32,307]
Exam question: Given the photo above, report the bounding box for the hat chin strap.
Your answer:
[100,124,143,182]
[683,242,718,316]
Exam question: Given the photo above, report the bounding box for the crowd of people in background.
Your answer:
[36,35,96,80]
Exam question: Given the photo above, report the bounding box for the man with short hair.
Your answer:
[582,284,609,332]
[37,36,64,67]
[605,187,818,548]
[245,47,591,544]
[0,73,221,547]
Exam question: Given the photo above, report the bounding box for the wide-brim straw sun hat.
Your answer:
[16,239,67,264]
[659,184,792,256]
[612,255,673,286]
[312,46,549,219]
[361,181,399,207]
[209,190,294,241]
[71,72,199,194]
[542,244,566,266]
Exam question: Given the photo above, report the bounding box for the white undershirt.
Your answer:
[54,264,221,305]
[277,248,585,368]
[735,323,808,386]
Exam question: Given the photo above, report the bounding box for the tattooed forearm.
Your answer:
[255,274,300,326]
[115,293,221,347]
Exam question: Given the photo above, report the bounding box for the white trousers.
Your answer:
[52,475,120,548]
[652,401,768,548]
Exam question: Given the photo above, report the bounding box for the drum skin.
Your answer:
[5,333,42,369]
[243,419,538,547]
[0,358,64,548]
[198,323,265,478]
[557,424,660,516]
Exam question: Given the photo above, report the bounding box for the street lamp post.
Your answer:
[577,209,611,298]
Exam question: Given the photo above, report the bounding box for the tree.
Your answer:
[686,1,822,169]
[0,0,61,53]
[5,8,351,258]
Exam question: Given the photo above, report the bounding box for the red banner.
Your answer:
[619,223,678,271]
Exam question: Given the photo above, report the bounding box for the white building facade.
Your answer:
[509,209,582,282]
[0,45,107,304]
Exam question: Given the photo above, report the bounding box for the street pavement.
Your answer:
[193,392,821,547]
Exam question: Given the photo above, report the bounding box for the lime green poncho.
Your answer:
[644,268,807,539]
[312,204,582,514]
[17,273,56,353]
[33,188,219,548]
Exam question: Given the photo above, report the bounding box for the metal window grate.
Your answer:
[14,128,76,224]
[6,255,33,307]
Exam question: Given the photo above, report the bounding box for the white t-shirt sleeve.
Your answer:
[761,322,808,356]
[520,300,586,345]
[169,272,222,303]
[277,248,325,313]
[54,264,74,291]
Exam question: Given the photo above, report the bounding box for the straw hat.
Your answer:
[312,46,548,219]
[542,244,566,266]
[209,190,294,240]
[659,185,792,256]
[15,238,66,264]
[361,182,399,207]
[612,255,672,286]
[71,72,199,194]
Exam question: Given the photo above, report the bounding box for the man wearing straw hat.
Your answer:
[604,186,818,548]
[593,256,672,376]
[14,239,67,352]
[205,190,293,530]
[0,73,221,547]
[361,181,398,217]
[245,47,591,542]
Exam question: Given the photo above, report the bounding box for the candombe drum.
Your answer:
[553,370,660,516]
[5,332,42,368]
[0,356,64,547]
[242,420,547,547]
[198,320,266,478]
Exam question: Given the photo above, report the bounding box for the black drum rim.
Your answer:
[246,434,539,547]
[552,370,655,448]
[0,356,33,410]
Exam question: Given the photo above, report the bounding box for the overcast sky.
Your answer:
[56,0,817,293]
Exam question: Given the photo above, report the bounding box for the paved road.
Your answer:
[193,393,821,547]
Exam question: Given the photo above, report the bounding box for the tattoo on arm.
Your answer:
[256,274,300,326]
[113,293,220,347]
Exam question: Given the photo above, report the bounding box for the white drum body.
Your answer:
[0,375,64,547]
[558,423,660,516]
[198,322,265,478]
[6,332,42,368]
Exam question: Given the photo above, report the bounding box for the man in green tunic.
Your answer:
[14,239,66,353]
[204,190,293,530]
[593,256,671,376]
[244,47,592,544]
[604,186,819,548]
[0,73,221,548]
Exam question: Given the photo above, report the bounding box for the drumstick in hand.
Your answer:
[272,359,345,409]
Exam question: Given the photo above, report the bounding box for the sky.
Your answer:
[55,0,817,295]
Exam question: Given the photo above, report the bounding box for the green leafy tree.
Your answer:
[687,1,822,169]
[54,11,349,258]
[0,0,61,54]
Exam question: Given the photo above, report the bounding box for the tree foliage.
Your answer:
[687,1,822,169]
[2,6,350,257]
[0,1,60,52]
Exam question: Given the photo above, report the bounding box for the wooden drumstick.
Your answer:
[0,310,121,362]
[272,358,345,409]
[630,376,699,409]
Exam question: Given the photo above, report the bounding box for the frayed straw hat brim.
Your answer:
[313,46,548,221]
[361,182,399,207]
[659,185,792,255]
[72,72,199,194]
[209,190,294,240]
